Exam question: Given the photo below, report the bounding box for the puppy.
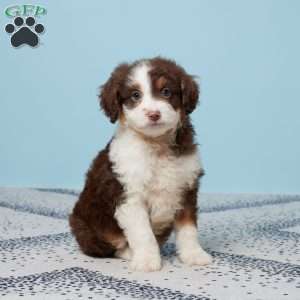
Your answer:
[69,57,212,272]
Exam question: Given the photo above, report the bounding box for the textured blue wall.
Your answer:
[1,0,299,193]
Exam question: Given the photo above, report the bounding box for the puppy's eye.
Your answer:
[160,87,171,98]
[131,90,141,101]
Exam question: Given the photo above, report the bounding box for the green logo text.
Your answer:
[5,4,47,17]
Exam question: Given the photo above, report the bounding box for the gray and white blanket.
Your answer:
[0,187,299,299]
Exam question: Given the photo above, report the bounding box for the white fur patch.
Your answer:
[111,126,202,230]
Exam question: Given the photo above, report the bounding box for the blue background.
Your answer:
[0,1,299,193]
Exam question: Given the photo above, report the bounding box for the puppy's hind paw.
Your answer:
[115,246,132,260]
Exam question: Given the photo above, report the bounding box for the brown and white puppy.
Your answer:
[69,57,212,272]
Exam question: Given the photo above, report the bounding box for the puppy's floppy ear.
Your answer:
[181,74,199,114]
[99,63,129,123]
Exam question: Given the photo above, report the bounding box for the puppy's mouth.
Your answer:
[146,121,165,128]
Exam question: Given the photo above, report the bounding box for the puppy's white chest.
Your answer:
[109,129,203,231]
[110,133,201,195]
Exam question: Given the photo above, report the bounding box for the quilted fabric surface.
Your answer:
[0,187,299,299]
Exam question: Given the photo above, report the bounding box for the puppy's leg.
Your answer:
[115,200,161,272]
[175,186,212,266]
[175,221,212,266]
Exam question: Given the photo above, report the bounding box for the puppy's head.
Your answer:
[99,57,199,138]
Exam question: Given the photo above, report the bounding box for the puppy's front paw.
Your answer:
[130,249,162,272]
[179,246,212,266]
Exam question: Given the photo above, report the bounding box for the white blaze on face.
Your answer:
[122,62,181,138]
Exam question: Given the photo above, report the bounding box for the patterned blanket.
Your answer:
[0,187,299,299]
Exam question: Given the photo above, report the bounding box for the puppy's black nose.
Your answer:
[147,111,161,122]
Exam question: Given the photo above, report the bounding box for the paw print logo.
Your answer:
[5,16,44,47]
